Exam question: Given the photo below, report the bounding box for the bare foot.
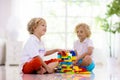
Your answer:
[46,67,54,74]
[47,62,59,73]
[37,66,46,74]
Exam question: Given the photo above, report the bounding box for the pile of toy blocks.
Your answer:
[55,50,91,74]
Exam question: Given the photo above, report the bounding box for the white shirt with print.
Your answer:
[21,34,46,65]
[74,38,94,57]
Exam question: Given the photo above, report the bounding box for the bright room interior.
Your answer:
[0,0,120,80]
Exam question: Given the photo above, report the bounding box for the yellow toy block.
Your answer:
[79,71,91,74]
[73,66,82,72]
[61,56,68,58]
[66,67,73,70]
[71,56,76,61]
[73,66,79,70]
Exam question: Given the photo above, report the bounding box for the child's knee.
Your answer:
[84,55,92,62]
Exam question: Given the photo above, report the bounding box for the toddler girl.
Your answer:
[73,23,95,71]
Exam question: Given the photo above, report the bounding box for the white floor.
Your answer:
[0,58,120,80]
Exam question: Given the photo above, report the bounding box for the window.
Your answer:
[15,0,112,51]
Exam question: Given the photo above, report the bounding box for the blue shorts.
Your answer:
[77,59,95,72]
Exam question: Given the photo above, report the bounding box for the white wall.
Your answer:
[0,0,12,38]
[0,0,12,64]
[0,0,120,66]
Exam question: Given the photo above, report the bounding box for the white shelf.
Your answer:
[5,40,23,66]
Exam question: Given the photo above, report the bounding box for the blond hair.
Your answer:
[75,23,91,38]
[27,17,46,34]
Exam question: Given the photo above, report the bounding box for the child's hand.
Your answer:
[73,60,77,65]
[37,66,46,74]
[57,49,66,56]
[57,49,66,53]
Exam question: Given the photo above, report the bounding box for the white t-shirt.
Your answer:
[73,38,94,56]
[21,34,46,65]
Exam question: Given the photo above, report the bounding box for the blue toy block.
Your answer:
[60,62,72,65]
[70,50,76,56]
[58,54,61,58]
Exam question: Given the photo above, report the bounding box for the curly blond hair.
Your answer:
[27,17,46,34]
[75,23,91,38]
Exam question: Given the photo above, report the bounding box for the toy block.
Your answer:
[73,66,79,69]
[64,59,72,62]
[62,65,67,68]
[61,51,68,56]
[70,50,76,56]
[79,71,91,74]
[60,62,72,65]
[66,62,72,65]
[61,56,68,58]
[66,68,73,70]
[56,50,92,74]
[57,54,61,58]
[80,68,87,72]
[71,56,76,61]
[63,70,72,73]
[73,66,81,71]
[62,58,69,60]
[58,59,63,62]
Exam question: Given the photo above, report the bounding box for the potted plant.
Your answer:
[95,0,120,57]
